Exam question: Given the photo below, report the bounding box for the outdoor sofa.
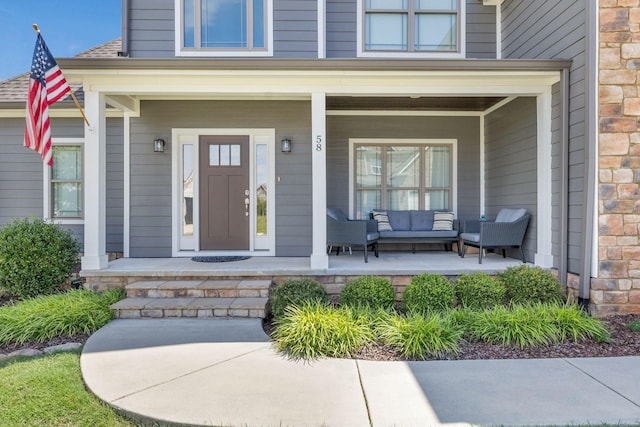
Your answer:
[370,209,459,253]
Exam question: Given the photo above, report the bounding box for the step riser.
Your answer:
[115,308,266,319]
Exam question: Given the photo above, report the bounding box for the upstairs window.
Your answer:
[359,0,463,57]
[180,0,271,55]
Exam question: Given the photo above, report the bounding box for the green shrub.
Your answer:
[628,320,640,333]
[546,304,610,343]
[499,265,565,305]
[270,279,328,320]
[376,311,463,359]
[0,288,125,345]
[340,276,395,310]
[0,218,81,299]
[403,273,454,313]
[272,302,374,359]
[466,304,560,348]
[454,273,506,310]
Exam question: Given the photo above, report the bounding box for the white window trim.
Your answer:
[43,138,84,225]
[171,128,276,257]
[174,0,274,57]
[356,0,466,59]
[348,138,458,218]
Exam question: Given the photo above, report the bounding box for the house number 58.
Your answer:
[315,135,323,151]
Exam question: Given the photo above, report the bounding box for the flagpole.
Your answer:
[32,24,91,127]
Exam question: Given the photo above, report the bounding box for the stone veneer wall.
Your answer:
[597,1,640,315]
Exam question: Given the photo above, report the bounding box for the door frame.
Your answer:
[171,128,276,257]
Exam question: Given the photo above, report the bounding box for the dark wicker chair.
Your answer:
[459,208,531,264]
[326,207,379,263]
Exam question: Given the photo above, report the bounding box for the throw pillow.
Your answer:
[373,211,393,231]
[432,212,455,231]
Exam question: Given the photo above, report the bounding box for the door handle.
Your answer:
[244,197,250,216]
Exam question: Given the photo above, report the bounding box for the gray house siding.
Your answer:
[127,0,317,59]
[0,117,124,252]
[502,0,585,273]
[326,0,357,58]
[466,0,497,59]
[326,115,481,221]
[129,100,312,257]
[484,97,537,263]
[325,0,496,59]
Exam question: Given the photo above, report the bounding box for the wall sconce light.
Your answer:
[280,138,292,153]
[153,139,166,153]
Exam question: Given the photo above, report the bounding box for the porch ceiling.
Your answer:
[327,96,506,112]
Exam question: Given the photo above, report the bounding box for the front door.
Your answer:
[199,136,250,250]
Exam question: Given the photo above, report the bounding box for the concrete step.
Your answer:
[111,296,269,319]
[126,279,272,299]
[111,279,273,319]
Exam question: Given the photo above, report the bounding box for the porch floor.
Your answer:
[82,250,525,278]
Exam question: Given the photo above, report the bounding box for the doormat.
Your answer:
[191,256,251,263]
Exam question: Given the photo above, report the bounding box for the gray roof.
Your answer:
[0,38,121,105]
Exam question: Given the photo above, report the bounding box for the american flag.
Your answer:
[24,34,71,166]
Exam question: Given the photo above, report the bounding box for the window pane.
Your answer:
[230,144,241,166]
[356,146,382,187]
[53,183,82,217]
[183,144,194,236]
[184,0,195,47]
[209,144,220,166]
[387,189,419,210]
[52,146,81,180]
[387,146,420,188]
[415,13,457,51]
[256,144,268,236]
[366,0,408,10]
[415,0,456,11]
[201,0,247,48]
[220,145,230,166]
[425,190,449,210]
[356,190,381,220]
[253,0,265,48]
[365,14,407,50]
[424,146,450,188]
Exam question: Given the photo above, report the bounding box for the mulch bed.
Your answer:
[2,291,639,361]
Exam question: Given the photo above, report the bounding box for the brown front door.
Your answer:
[199,136,250,250]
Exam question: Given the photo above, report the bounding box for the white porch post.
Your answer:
[535,89,554,268]
[81,91,109,270]
[310,92,329,269]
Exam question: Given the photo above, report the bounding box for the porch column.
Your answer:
[535,89,554,268]
[310,92,329,269]
[81,91,109,270]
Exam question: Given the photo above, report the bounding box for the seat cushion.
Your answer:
[433,212,455,231]
[387,210,411,231]
[410,210,434,231]
[495,208,527,223]
[460,232,480,243]
[367,232,380,241]
[372,211,393,231]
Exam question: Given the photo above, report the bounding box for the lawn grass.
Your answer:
[0,351,137,426]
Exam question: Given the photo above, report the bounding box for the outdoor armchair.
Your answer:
[326,207,379,263]
[459,208,530,264]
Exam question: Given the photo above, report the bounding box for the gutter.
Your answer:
[56,57,573,72]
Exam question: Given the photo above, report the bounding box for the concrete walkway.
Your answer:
[81,318,640,427]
